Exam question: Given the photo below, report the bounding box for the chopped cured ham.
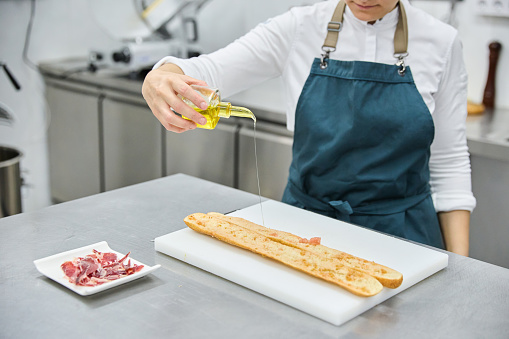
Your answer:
[309,237,321,245]
[61,249,144,286]
[299,237,321,245]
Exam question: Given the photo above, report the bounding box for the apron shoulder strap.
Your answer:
[321,0,408,69]
[394,2,408,55]
[322,0,346,53]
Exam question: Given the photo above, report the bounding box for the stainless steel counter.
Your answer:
[1,174,508,338]
[38,59,288,125]
[466,109,509,162]
[39,58,145,96]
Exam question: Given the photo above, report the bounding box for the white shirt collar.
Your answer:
[344,2,400,29]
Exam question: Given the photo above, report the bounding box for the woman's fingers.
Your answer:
[142,66,210,131]
[149,95,197,131]
[167,93,206,126]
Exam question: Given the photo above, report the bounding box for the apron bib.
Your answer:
[282,0,444,248]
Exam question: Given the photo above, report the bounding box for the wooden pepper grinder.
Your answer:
[482,41,502,111]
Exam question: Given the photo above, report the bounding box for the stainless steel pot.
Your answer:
[0,146,22,217]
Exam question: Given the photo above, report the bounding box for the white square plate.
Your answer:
[34,241,160,296]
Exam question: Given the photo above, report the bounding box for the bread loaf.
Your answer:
[208,212,403,288]
[184,213,384,297]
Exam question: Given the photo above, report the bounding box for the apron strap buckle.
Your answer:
[394,53,409,76]
[327,21,343,33]
[320,47,335,69]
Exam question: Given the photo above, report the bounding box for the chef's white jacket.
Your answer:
[154,0,476,213]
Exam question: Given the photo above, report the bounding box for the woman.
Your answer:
[142,0,476,255]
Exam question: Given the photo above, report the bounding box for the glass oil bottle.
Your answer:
[180,85,256,129]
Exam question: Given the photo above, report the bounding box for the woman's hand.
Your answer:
[142,63,210,133]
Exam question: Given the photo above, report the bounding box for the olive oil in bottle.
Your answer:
[180,85,256,129]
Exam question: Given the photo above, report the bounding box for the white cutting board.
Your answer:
[155,200,448,326]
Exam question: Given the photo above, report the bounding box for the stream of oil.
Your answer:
[253,121,265,226]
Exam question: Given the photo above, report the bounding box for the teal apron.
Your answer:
[282,0,444,248]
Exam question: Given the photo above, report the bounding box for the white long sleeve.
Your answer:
[429,36,476,212]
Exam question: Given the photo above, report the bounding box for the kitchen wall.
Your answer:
[412,0,508,108]
[0,0,113,212]
[197,0,322,53]
[0,0,507,213]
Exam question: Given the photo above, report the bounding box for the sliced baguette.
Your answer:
[208,212,403,289]
[184,213,383,297]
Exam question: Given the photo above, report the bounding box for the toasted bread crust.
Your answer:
[208,213,403,288]
[184,213,384,297]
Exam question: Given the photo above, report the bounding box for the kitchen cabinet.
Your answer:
[238,121,293,201]
[44,77,164,202]
[41,63,293,204]
[469,155,509,268]
[102,93,163,191]
[466,111,509,269]
[165,121,237,187]
[46,81,101,202]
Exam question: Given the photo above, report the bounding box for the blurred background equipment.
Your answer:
[88,0,210,76]
[467,41,502,117]
[1,62,21,91]
[0,146,23,218]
